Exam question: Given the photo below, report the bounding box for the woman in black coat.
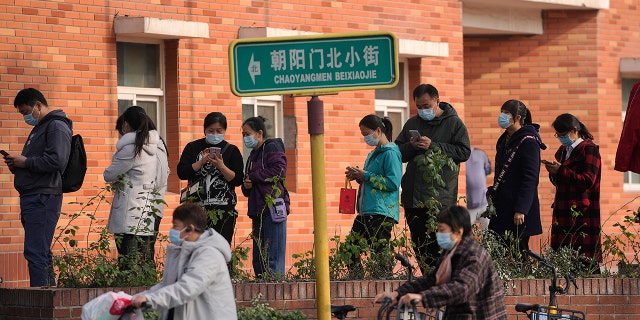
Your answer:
[489,100,546,252]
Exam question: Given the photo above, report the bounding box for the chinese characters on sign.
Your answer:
[229,32,398,96]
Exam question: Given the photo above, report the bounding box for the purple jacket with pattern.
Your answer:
[241,138,290,217]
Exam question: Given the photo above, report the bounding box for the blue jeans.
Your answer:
[251,214,287,277]
[20,193,62,287]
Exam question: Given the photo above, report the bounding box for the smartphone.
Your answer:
[209,147,221,158]
[0,150,8,157]
[541,159,552,165]
[409,130,421,139]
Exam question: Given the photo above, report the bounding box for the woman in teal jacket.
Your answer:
[345,114,402,278]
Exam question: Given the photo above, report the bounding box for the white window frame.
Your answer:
[116,37,166,137]
[622,78,640,191]
[241,95,284,139]
[374,60,410,127]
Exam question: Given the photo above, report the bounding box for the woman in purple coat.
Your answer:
[543,114,601,264]
[488,100,545,253]
[241,116,290,278]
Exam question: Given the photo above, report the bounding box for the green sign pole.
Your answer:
[229,31,398,96]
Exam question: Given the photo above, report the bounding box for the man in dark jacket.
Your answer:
[4,88,72,286]
[395,84,471,271]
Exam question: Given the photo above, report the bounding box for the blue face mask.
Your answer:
[558,135,574,147]
[206,133,224,145]
[169,227,187,245]
[498,113,512,129]
[436,232,456,251]
[418,108,435,121]
[243,135,258,149]
[363,133,379,146]
[24,107,39,126]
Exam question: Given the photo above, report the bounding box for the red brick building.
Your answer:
[1,0,638,287]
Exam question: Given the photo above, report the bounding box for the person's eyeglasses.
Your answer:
[416,103,430,109]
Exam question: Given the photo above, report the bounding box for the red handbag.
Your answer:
[339,178,357,214]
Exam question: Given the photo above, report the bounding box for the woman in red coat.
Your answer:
[543,114,602,265]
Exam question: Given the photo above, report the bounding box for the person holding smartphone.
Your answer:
[394,84,471,272]
[344,114,402,278]
[177,112,244,245]
[5,88,72,287]
[543,113,602,268]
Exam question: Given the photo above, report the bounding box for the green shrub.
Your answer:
[238,294,307,320]
[52,184,165,288]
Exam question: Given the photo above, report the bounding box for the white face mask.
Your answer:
[244,135,258,148]
[206,133,224,145]
[169,227,188,245]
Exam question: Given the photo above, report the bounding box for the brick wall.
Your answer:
[464,4,640,253]
[1,279,639,319]
[0,0,464,287]
[1,0,639,287]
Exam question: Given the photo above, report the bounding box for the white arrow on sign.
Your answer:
[248,54,261,84]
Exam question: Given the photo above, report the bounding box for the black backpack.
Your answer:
[62,134,87,193]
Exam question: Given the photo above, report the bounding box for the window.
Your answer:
[116,41,165,136]
[375,61,409,141]
[622,78,640,191]
[241,96,284,161]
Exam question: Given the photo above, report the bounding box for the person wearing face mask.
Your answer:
[394,84,471,271]
[344,115,402,278]
[241,116,290,277]
[488,100,545,255]
[177,112,244,244]
[130,203,237,320]
[543,114,602,268]
[3,88,72,287]
[373,206,507,319]
[115,112,170,263]
[105,106,169,270]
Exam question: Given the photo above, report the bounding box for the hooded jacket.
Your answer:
[104,130,164,235]
[395,102,471,209]
[488,124,545,237]
[241,138,290,217]
[14,109,72,196]
[358,142,402,222]
[144,229,237,320]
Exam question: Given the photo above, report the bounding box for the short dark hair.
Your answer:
[172,202,207,233]
[438,205,472,237]
[14,88,48,108]
[204,112,228,130]
[242,116,268,138]
[413,84,439,100]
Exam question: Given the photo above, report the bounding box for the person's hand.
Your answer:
[410,136,431,150]
[243,174,253,189]
[130,294,148,308]
[397,293,422,307]
[373,291,398,304]
[514,212,525,225]
[345,166,363,182]
[5,155,26,170]
[542,159,560,174]
[209,152,224,169]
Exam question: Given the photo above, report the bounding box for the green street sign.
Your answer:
[229,31,398,96]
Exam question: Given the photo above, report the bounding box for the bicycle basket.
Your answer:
[531,305,585,320]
